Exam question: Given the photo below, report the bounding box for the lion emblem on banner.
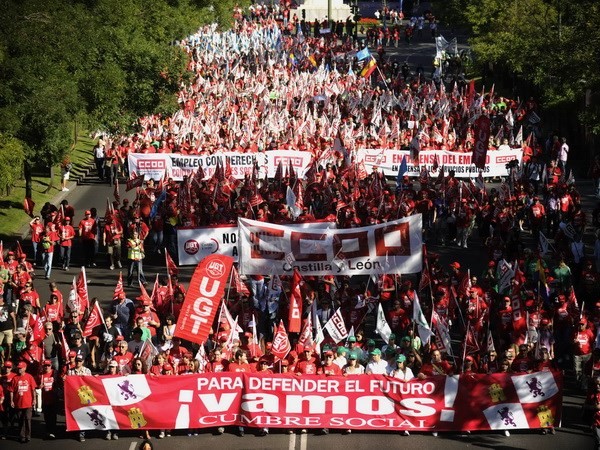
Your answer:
[497,406,516,427]
[118,380,138,401]
[526,377,545,398]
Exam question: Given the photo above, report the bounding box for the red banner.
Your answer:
[288,269,302,332]
[472,115,491,170]
[174,255,233,345]
[65,371,562,432]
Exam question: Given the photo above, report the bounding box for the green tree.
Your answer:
[0,134,25,196]
[0,0,243,195]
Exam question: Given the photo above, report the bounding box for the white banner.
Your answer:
[356,148,523,178]
[238,215,422,276]
[177,221,336,266]
[128,150,314,182]
[177,225,239,265]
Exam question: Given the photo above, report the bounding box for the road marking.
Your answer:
[129,441,137,450]
[288,431,297,450]
[300,431,307,450]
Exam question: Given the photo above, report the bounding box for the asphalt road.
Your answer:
[4,4,597,446]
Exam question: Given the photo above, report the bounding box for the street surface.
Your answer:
[4,3,597,448]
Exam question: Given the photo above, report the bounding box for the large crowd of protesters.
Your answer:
[2,3,600,447]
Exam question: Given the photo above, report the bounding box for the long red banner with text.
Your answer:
[65,371,561,432]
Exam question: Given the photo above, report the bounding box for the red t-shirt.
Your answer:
[78,218,97,240]
[9,373,37,409]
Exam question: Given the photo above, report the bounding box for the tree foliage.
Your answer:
[459,0,600,132]
[0,134,25,195]
[0,0,242,185]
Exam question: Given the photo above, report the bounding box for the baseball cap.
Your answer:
[348,353,358,360]
[449,262,460,269]
[17,362,27,369]
[43,360,52,366]
[347,336,357,343]
[108,360,118,368]
[367,339,376,346]
[69,350,77,357]
[396,355,406,363]
[370,348,382,356]
[85,210,91,215]
[75,355,84,361]
[324,350,334,357]
[388,333,396,340]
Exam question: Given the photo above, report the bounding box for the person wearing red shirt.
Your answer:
[511,344,535,373]
[318,351,342,376]
[58,217,76,271]
[41,222,58,280]
[78,210,98,268]
[295,347,319,375]
[227,349,252,437]
[573,318,595,389]
[104,215,124,270]
[206,348,229,373]
[19,282,41,314]
[419,349,454,376]
[113,338,134,374]
[9,361,37,443]
[29,217,44,266]
[134,299,160,341]
[39,360,58,439]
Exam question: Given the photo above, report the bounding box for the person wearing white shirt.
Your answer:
[365,348,389,375]
[558,137,569,171]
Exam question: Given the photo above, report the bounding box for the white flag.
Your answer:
[375,303,392,344]
[413,292,433,343]
[323,308,348,344]
[286,186,302,218]
[314,315,325,354]
[219,300,243,333]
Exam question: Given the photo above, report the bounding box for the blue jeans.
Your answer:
[60,246,71,269]
[43,251,53,278]
[127,259,146,286]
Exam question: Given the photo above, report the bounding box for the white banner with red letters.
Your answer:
[356,148,523,178]
[65,371,562,432]
[174,254,233,345]
[238,215,422,276]
[177,225,239,265]
[128,150,313,182]
[177,222,336,266]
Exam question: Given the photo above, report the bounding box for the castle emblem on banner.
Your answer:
[536,405,554,427]
[488,383,506,403]
[77,385,97,405]
[128,407,148,429]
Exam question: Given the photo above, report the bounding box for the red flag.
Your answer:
[472,115,491,170]
[0,241,4,265]
[59,330,70,361]
[271,320,291,361]
[82,300,106,337]
[76,267,89,312]
[15,241,25,259]
[274,159,284,182]
[247,314,263,358]
[288,269,303,333]
[148,275,160,309]
[126,173,145,191]
[174,255,234,344]
[114,178,121,204]
[165,250,179,276]
[225,157,232,179]
[23,197,35,217]
[432,154,439,172]
[297,315,314,351]
[113,272,124,300]
[31,313,46,344]
[231,265,250,296]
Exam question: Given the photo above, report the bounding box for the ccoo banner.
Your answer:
[238,215,422,276]
[65,371,562,432]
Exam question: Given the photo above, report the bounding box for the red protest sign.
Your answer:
[174,255,233,345]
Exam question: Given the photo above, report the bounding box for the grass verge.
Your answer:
[0,133,95,240]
